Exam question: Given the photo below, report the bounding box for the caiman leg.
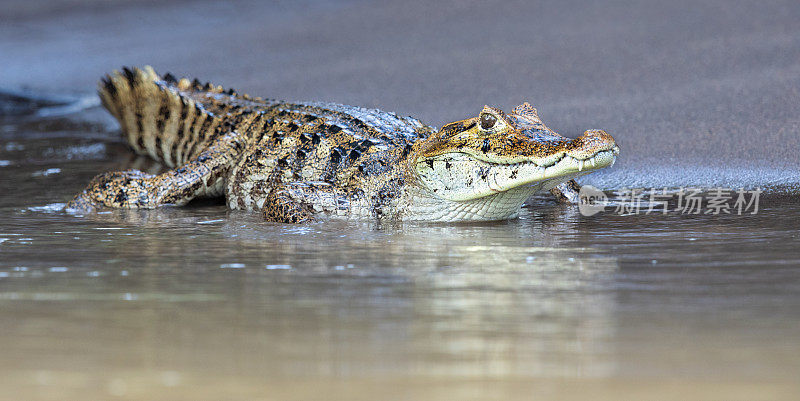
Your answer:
[262,182,346,223]
[549,179,582,204]
[67,132,247,210]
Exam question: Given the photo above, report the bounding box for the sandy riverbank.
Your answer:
[2,0,799,190]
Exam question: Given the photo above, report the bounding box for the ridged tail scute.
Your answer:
[98,66,236,167]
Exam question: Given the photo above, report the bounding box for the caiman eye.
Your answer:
[480,113,497,130]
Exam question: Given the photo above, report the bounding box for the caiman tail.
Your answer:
[98,66,273,167]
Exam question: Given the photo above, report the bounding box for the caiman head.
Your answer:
[405,102,618,220]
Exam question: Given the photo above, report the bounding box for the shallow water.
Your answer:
[2,108,800,400]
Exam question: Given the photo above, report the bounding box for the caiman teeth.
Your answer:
[462,149,616,173]
[562,150,616,170]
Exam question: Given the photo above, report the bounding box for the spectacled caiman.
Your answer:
[67,66,619,223]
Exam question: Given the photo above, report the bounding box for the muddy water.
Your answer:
[2,109,800,400]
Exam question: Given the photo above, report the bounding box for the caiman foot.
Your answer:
[549,179,582,204]
[262,187,316,223]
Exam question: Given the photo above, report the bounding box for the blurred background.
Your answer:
[2,1,800,400]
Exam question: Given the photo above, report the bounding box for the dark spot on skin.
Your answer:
[356,138,376,153]
[479,167,489,181]
[260,118,274,131]
[374,177,403,211]
[401,144,413,158]
[348,149,361,162]
[102,77,116,98]
[114,190,127,204]
[179,98,188,118]
[122,67,136,85]
[425,159,434,169]
[163,73,177,84]
[203,82,213,91]
[303,115,318,123]
[277,157,288,167]
[198,117,213,140]
[135,112,144,134]
[299,132,313,144]
[328,125,342,134]
[311,133,321,145]
[481,139,491,153]
[192,78,201,88]
[330,147,343,165]
[155,137,164,160]
[343,117,372,134]
[226,88,235,95]
[287,123,299,132]
[157,104,170,132]
[445,161,452,170]
[197,155,210,162]
[187,180,203,193]
[509,170,518,179]
[296,149,306,160]
[171,141,181,162]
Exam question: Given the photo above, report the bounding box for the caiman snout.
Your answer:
[568,129,618,159]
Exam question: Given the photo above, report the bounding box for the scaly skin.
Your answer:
[67,66,619,223]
